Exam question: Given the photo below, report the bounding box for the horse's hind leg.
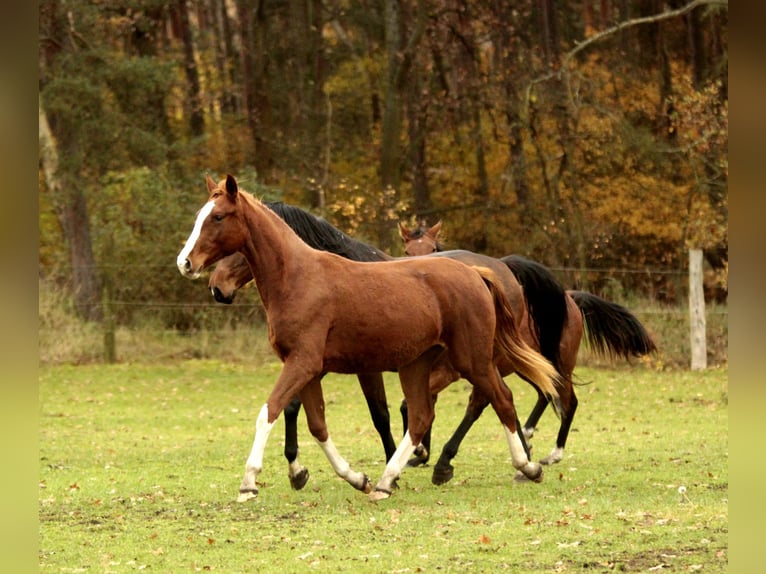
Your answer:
[406,359,461,468]
[433,387,531,485]
[400,399,434,467]
[471,368,543,483]
[284,398,310,490]
[299,376,372,494]
[357,372,397,461]
[539,381,577,466]
[371,349,442,501]
[521,388,549,442]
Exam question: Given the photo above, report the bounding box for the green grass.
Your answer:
[39,362,727,573]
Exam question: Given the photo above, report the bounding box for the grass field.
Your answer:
[39,361,727,573]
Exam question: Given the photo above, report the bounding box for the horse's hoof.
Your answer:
[368,488,392,502]
[359,475,374,494]
[513,470,530,483]
[524,464,544,483]
[539,448,564,466]
[432,464,454,485]
[237,489,258,503]
[406,455,429,468]
[289,468,310,491]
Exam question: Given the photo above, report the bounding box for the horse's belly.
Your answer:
[322,326,437,374]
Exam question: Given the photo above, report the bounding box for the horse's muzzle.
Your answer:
[211,286,235,304]
[177,257,200,279]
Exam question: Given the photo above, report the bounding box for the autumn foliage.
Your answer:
[38,0,728,324]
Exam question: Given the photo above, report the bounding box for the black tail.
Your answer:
[567,290,657,360]
[501,255,569,373]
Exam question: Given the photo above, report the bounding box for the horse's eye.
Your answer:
[213,214,224,222]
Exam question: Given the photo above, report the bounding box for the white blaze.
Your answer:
[177,201,215,277]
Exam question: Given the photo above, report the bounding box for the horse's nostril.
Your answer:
[211,286,234,304]
[184,259,192,272]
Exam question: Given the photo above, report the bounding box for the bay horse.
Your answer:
[398,220,657,481]
[177,174,561,501]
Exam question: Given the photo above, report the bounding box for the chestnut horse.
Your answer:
[210,216,568,482]
[177,174,560,501]
[399,220,657,480]
[214,201,397,491]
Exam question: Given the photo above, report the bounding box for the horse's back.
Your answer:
[424,250,524,314]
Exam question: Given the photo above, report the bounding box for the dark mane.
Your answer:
[265,202,391,262]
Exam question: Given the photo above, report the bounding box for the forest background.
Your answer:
[38,0,728,363]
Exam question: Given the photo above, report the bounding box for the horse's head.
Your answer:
[177,173,248,279]
[398,220,442,256]
[208,252,253,304]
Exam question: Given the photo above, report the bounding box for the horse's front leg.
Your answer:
[299,375,372,494]
[283,397,310,490]
[238,403,276,502]
[238,360,316,502]
[357,372,397,461]
[432,387,490,485]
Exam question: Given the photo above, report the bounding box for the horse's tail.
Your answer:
[500,255,568,372]
[474,267,562,410]
[567,290,657,359]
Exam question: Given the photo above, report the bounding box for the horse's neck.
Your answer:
[240,200,313,309]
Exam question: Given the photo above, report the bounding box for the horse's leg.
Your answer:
[406,359,461,468]
[432,386,531,485]
[432,387,489,485]
[371,350,442,501]
[357,372,397,461]
[521,388,549,442]
[299,375,372,493]
[409,424,432,466]
[538,376,577,465]
[238,360,318,502]
[283,397,310,490]
[238,403,277,502]
[467,367,543,483]
[400,399,433,467]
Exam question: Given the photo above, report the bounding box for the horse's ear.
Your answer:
[205,173,217,194]
[428,221,443,238]
[225,174,239,199]
[398,221,411,241]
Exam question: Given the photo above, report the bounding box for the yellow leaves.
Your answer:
[585,175,687,243]
[325,180,410,241]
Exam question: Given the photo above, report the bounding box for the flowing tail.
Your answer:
[567,290,657,359]
[501,255,568,373]
[474,267,562,412]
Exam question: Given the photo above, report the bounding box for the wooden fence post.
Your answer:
[689,248,707,370]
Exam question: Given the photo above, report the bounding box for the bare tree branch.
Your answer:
[563,0,728,67]
[526,0,728,102]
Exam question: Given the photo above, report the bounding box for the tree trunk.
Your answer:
[406,60,430,218]
[177,0,205,136]
[236,0,273,179]
[216,0,239,115]
[39,97,102,322]
[381,0,403,191]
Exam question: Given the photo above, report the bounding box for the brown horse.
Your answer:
[398,220,657,481]
[210,222,568,480]
[211,201,398,492]
[177,174,560,501]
